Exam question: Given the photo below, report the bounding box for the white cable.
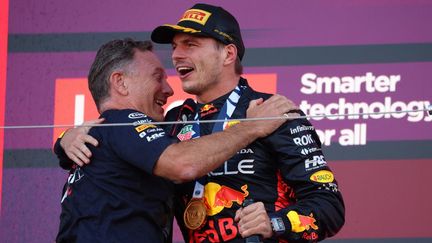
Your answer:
[0,107,431,129]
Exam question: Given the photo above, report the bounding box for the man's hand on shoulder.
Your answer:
[60,118,104,166]
[245,94,298,138]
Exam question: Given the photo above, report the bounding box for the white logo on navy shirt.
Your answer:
[146,132,165,142]
[128,112,147,119]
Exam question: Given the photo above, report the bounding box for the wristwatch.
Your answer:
[270,216,286,236]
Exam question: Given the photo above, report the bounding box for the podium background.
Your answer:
[1,1,431,242]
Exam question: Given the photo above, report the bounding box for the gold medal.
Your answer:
[183,199,207,230]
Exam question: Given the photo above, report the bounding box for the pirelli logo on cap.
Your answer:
[179,9,212,25]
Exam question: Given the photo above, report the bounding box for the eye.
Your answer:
[186,41,197,48]
[156,74,163,83]
[154,70,167,83]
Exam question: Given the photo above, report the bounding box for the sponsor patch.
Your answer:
[133,119,150,126]
[302,232,318,241]
[310,170,334,183]
[203,183,249,216]
[290,125,315,135]
[300,147,320,155]
[224,120,240,129]
[200,103,218,117]
[201,104,214,112]
[179,8,212,26]
[237,148,254,154]
[139,132,147,138]
[146,132,165,142]
[293,134,316,146]
[177,125,196,141]
[304,155,327,171]
[318,182,339,193]
[135,124,157,133]
[287,211,318,233]
[128,112,147,119]
[208,159,255,176]
[190,217,237,242]
[146,128,164,133]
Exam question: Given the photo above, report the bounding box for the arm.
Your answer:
[53,131,75,170]
[53,118,104,167]
[153,95,297,183]
[235,113,345,241]
[56,104,184,168]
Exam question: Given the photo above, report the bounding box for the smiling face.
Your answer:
[171,33,227,101]
[124,50,173,121]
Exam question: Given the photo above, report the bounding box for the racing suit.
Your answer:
[165,78,345,242]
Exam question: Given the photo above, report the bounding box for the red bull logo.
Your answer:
[298,213,318,231]
[287,211,319,233]
[200,104,218,117]
[204,182,249,216]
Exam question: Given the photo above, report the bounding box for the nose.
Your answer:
[172,45,185,63]
[162,79,174,97]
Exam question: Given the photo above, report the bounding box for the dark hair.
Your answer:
[234,56,243,75]
[88,38,153,110]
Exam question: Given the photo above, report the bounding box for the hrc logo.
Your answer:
[179,9,211,25]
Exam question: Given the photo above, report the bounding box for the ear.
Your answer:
[110,71,128,96]
[223,44,237,66]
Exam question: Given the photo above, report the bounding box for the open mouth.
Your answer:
[176,66,194,77]
[155,99,165,106]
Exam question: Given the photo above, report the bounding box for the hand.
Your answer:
[235,201,273,239]
[246,94,298,137]
[60,118,104,166]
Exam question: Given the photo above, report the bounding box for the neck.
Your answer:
[99,98,129,114]
[196,74,241,103]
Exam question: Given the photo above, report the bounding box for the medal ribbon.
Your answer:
[190,85,243,200]
[183,85,244,230]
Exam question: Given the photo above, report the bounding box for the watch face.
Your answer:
[271,217,286,233]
